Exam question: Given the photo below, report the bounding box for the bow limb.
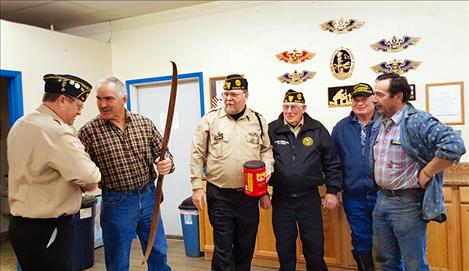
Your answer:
[142,61,178,264]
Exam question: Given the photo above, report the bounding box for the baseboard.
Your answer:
[166,235,183,240]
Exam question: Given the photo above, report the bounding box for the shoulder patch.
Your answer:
[71,139,85,150]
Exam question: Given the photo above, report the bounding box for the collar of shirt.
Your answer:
[380,104,407,127]
[284,116,304,136]
[219,106,251,121]
[37,104,66,125]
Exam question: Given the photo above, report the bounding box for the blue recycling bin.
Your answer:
[70,195,97,271]
[178,196,202,257]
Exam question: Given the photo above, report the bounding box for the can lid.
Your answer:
[243,160,265,169]
[178,196,197,210]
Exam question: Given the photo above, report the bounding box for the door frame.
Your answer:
[0,69,24,126]
[125,72,205,117]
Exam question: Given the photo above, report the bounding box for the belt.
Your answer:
[102,182,154,194]
[207,182,244,192]
[274,190,318,198]
[378,186,423,197]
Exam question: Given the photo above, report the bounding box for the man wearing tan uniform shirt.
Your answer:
[7,74,101,271]
[190,74,274,271]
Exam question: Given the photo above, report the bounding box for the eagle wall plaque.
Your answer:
[371,59,421,74]
[276,49,316,64]
[370,35,420,52]
[278,70,317,85]
[320,18,364,34]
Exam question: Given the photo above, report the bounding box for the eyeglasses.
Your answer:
[222,91,245,99]
[283,104,303,112]
[64,95,84,110]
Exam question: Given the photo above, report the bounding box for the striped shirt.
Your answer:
[373,106,421,190]
[78,111,174,191]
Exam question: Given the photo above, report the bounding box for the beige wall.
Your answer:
[107,1,468,161]
[0,20,112,128]
[0,20,112,234]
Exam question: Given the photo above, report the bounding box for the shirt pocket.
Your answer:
[246,134,262,156]
[210,134,230,158]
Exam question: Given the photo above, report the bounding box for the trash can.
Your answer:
[178,196,201,257]
[70,195,97,271]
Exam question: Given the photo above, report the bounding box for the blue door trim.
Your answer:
[0,69,24,127]
[125,72,205,117]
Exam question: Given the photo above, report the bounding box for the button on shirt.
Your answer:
[190,107,274,190]
[78,111,174,191]
[373,105,421,190]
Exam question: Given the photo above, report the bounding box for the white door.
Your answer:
[130,77,203,236]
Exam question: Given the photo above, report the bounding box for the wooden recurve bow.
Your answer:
[142,61,178,264]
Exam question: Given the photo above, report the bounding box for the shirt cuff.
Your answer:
[326,186,339,195]
[191,179,203,190]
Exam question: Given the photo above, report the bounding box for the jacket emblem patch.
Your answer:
[302,136,314,147]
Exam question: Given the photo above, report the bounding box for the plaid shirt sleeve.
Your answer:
[150,120,175,174]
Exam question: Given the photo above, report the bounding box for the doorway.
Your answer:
[126,72,205,236]
[0,69,24,240]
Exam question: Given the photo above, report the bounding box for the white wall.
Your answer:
[109,0,468,156]
[0,20,112,128]
[103,1,469,235]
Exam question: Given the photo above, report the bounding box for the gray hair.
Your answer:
[96,76,127,98]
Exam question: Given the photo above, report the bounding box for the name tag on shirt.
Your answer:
[275,140,289,145]
[391,139,401,145]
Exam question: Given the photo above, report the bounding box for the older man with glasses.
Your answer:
[190,74,274,271]
[267,89,342,271]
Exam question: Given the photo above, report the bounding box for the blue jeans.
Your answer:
[373,191,428,271]
[101,183,171,271]
[343,192,376,254]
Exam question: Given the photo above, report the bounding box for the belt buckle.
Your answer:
[235,187,244,192]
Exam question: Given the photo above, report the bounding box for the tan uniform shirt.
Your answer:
[7,104,101,218]
[190,106,274,190]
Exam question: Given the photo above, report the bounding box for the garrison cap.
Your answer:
[283,89,305,104]
[223,74,248,91]
[43,74,92,102]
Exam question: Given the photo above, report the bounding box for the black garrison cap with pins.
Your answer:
[223,74,248,91]
[43,74,92,102]
[283,89,305,104]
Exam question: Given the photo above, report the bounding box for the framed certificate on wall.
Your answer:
[426,81,464,125]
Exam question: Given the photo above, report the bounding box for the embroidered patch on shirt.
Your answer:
[71,140,85,150]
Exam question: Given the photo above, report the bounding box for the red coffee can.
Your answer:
[243,160,267,197]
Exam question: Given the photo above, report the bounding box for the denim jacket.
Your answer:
[370,103,466,222]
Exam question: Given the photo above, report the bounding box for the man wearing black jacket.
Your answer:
[268,89,343,271]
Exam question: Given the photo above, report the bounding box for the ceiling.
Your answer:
[0,1,210,30]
